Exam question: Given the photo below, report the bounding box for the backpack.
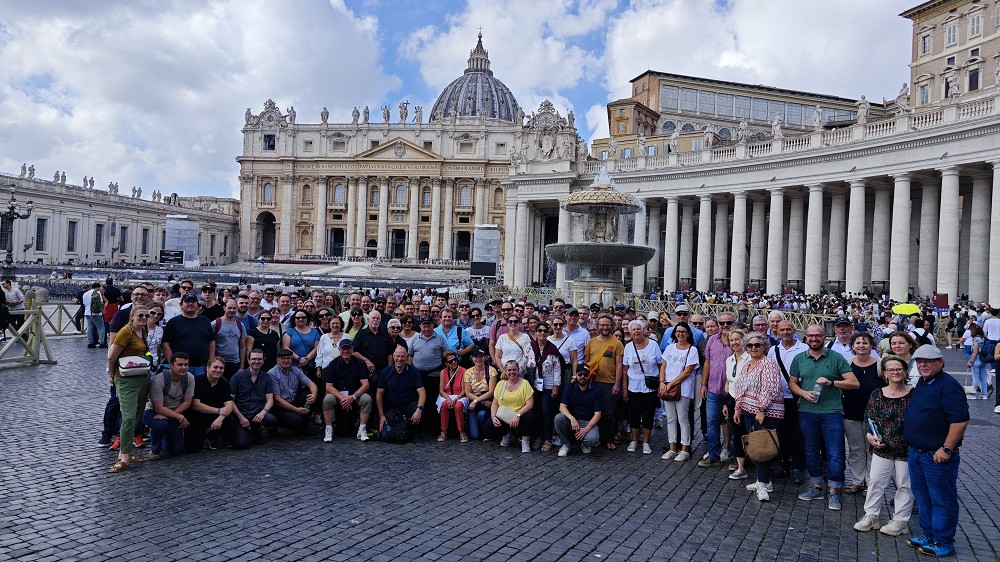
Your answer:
[90,291,105,315]
[913,329,932,347]
[214,317,247,338]
[161,371,189,400]
[379,411,413,444]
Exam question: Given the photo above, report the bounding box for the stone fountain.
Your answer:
[545,168,654,306]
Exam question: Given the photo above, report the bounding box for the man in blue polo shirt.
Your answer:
[788,324,859,511]
[554,366,602,457]
[434,308,475,364]
[903,345,969,558]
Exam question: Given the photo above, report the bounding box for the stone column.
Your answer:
[556,206,571,291]
[917,179,939,296]
[959,188,972,296]
[429,178,442,260]
[474,179,486,226]
[804,184,824,294]
[871,186,891,283]
[345,177,357,256]
[442,179,454,261]
[632,206,648,294]
[407,177,419,259]
[514,202,529,287]
[969,172,991,302]
[355,177,368,257]
[646,201,662,283]
[279,175,294,258]
[377,177,389,258]
[713,197,729,290]
[663,196,679,292]
[503,200,517,286]
[314,177,328,255]
[889,174,911,300]
[937,167,960,299]
[990,163,1000,304]
[695,195,713,291]
[730,192,748,292]
[239,175,254,260]
[827,188,847,284]
[786,193,805,283]
[766,187,785,294]
[748,195,766,285]
[679,200,695,289]
[845,180,867,293]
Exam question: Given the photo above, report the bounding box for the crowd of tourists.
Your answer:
[77,278,987,558]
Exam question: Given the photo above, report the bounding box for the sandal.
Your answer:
[460,432,469,443]
[606,442,617,450]
[437,432,447,442]
[125,453,144,464]
[108,460,129,473]
[541,441,552,452]
[843,484,862,494]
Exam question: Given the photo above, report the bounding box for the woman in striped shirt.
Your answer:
[732,332,785,502]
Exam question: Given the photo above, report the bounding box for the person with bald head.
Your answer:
[767,319,809,483]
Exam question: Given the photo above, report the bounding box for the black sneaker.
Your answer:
[205,438,218,450]
[87,344,97,349]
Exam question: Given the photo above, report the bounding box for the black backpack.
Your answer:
[379,412,413,444]
[913,329,932,347]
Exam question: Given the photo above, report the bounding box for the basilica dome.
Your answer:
[429,34,522,124]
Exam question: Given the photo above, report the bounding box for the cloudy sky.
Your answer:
[0,0,916,199]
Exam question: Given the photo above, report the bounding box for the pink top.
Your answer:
[733,357,785,419]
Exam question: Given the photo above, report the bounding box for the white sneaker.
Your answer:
[746,481,774,492]
[558,445,570,457]
[500,432,513,447]
[521,440,531,453]
[674,451,690,462]
[854,514,881,532]
[323,426,333,443]
[994,405,1000,414]
[879,519,909,536]
[661,450,678,460]
[356,427,369,442]
[626,441,637,452]
[702,452,710,460]
[757,486,770,502]
[729,469,748,480]
[642,443,652,455]
[720,449,731,463]
[581,445,592,454]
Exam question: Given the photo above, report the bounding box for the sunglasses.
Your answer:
[552,323,564,327]
[446,358,458,364]
[181,286,194,290]
[404,320,413,324]
[295,316,308,320]
[135,314,149,319]
[352,313,362,317]
[536,329,549,333]
[691,322,704,327]
[259,316,272,321]
[471,314,481,318]
[318,313,330,318]
[746,342,764,349]
[719,321,734,326]
[148,311,161,316]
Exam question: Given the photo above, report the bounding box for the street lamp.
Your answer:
[2,186,33,281]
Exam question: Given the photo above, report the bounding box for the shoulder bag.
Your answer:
[658,346,691,401]
[742,427,780,463]
[495,380,518,424]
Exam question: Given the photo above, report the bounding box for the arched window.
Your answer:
[394,184,406,205]
[421,187,431,207]
[661,121,677,133]
[262,182,274,204]
[459,186,472,207]
[493,187,504,208]
[369,187,379,206]
[681,122,695,132]
[718,128,732,140]
[754,131,766,139]
[301,184,311,205]
[333,183,346,204]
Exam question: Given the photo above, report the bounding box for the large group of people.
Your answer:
[78,278,989,558]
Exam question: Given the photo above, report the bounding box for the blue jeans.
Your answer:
[102,385,120,441]
[142,409,185,455]
[467,405,489,440]
[592,381,616,445]
[87,315,106,345]
[705,391,725,458]
[744,415,779,484]
[908,448,960,548]
[799,411,845,489]
[971,357,989,395]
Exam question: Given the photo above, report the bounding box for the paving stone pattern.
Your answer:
[0,337,997,561]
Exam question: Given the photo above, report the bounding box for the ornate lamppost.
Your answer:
[1,186,33,281]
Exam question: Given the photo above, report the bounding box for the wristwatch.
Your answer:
[942,446,953,454]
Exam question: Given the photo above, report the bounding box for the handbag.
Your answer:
[658,346,691,400]
[742,428,781,463]
[117,355,151,377]
[495,380,518,423]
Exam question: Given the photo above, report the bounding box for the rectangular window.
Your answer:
[785,102,802,126]
[697,91,715,114]
[0,217,8,254]
[161,230,166,250]
[331,140,346,151]
[946,24,957,45]
[141,228,149,255]
[920,34,931,55]
[35,217,47,252]
[996,5,1000,28]
[969,69,980,91]
[118,226,128,254]
[970,47,980,57]
[423,141,433,151]
[692,140,702,151]
[303,139,313,152]
[459,141,474,153]
[715,93,733,116]
[210,234,216,256]
[95,223,104,254]
[223,235,229,256]
[679,88,697,111]
[600,150,608,160]
[970,14,982,37]
[734,96,751,118]
[751,98,768,121]
[769,100,786,121]
[946,55,956,66]
[621,147,633,159]
[263,134,276,151]
[660,85,679,110]
[67,221,78,252]
[646,145,657,156]
[919,84,929,105]
[495,142,507,155]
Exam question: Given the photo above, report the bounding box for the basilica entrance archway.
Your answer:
[257,212,276,258]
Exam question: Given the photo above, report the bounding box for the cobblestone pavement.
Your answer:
[0,337,997,561]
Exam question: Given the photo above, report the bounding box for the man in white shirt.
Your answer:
[768,320,810,484]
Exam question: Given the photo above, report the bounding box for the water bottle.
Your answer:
[812,383,823,402]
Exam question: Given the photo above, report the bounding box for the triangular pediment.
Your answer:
[355,137,443,161]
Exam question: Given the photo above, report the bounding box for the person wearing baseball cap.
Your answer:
[321,338,373,443]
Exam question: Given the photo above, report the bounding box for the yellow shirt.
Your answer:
[585,337,624,384]
[495,378,533,410]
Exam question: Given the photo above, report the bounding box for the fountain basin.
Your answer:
[545,242,654,270]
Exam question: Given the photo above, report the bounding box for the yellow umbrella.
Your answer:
[891,303,920,315]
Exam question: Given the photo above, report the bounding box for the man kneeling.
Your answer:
[268,348,318,435]
[555,365,602,457]
[321,339,372,442]
[143,353,196,459]
[376,346,426,442]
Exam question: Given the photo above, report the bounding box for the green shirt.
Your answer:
[789,347,851,414]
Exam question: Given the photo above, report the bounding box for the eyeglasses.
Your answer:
[501,308,512,312]
[691,322,704,327]
[552,322,563,327]
[719,321,734,326]
[459,304,469,308]
[265,292,275,296]
[389,325,400,330]
[295,316,308,320]
[181,285,194,291]
[536,329,549,334]
[318,313,330,318]
[446,358,458,364]
[746,342,764,349]
[149,311,161,316]
[132,292,148,297]
[259,316,271,321]
[135,314,149,318]
[676,312,689,316]
[352,313,362,317]
[403,320,413,325]
[470,314,481,318]
[884,367,906,373]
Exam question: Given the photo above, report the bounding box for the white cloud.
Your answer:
[0,0,400,198]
